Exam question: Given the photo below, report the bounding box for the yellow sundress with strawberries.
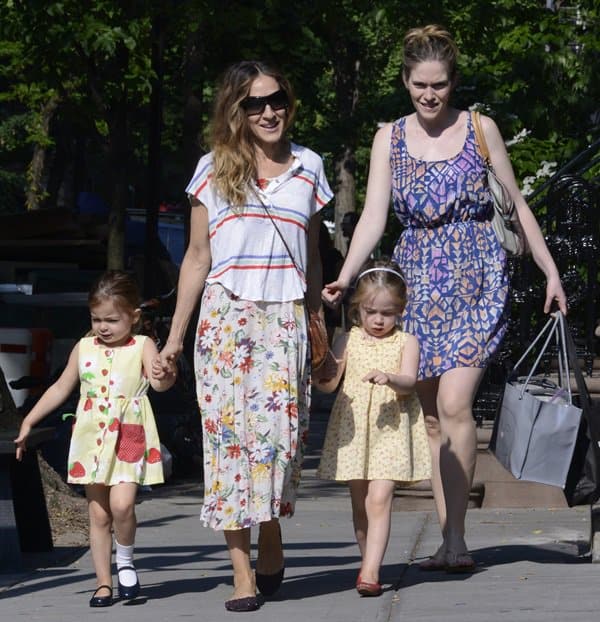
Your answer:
[66,335,164,486]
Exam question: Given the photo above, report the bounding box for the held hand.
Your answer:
[544,276,568,315]
[159,341,183,373]
[313,349,339,382]
[322,278,349,309]
[14,422,32,461]
[362,369,389,386]
[152,354,176,380]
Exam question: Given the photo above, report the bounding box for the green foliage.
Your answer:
[0,0,597,237]
[0,113,30,152]
[0,169,25,214]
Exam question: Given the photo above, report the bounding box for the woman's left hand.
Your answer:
[544,275,568,315]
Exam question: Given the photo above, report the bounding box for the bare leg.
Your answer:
[436,367,483,563]
[360,480,395,584]
[417,377,447,564]
[349,480,369,560]
[224,528,255,600]
[109,482,138,545]
[256,518,284,575]
[109,482,139,591]
[86,484,113,596]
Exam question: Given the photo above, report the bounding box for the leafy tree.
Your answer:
[1,0,597,272]
[0,0,158,269]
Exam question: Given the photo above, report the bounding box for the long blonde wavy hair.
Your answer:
[402,24,459,83]
[209,61,297,207]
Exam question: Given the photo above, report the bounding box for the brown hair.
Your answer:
[88,270,141,316]
[402,24,459,82]
[347,258,407,327]
[209,60,297,207]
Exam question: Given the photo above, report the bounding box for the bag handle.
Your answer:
[562,313,600,446]
[472,111,491,165]
[557,312,573,404]
[511,313,571,402]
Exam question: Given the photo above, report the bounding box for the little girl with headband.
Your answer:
[315,258,431,596]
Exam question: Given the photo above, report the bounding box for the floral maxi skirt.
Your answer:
[195,283,310,530]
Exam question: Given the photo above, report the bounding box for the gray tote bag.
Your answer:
[491,313,582,488]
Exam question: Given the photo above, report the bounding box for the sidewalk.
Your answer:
[2,395,600,621]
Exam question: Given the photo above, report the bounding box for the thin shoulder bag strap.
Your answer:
[564,315,600,448]
[254,191,309,307]
[562,313,595,418]
[255,191,301,275]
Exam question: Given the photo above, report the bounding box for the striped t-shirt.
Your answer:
[185,143,333,302]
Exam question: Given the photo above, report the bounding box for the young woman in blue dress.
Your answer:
[322,24,567,573]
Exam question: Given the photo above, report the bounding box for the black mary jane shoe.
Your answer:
[224,596,260,612]
[255,566,285,597]
[89,585,113,608]
[117,566,140,600]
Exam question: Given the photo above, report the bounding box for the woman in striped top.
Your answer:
[159,61,332,612]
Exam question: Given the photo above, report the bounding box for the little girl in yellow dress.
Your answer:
[316,258,430,596]
[15,271,176,608]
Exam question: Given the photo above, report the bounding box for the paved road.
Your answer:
[2,395,600,620]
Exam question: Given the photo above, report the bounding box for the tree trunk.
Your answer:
[106,45,130,271]
[26,94,60,211]
[144,6,166,297]
[331,52,360,255]
[333,147,357,255]
[181,27,207,250]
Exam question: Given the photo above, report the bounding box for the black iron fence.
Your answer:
[474,138,600,423]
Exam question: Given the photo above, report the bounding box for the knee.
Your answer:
[111,499,136,525]
[437,396,473,424]
[89,506,112,531]
[366,489,393,513]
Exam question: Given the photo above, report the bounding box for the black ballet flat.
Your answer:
[224,596,260,612]
[117,566,140,600]
[89,585,113,608]
[255,566,285,596]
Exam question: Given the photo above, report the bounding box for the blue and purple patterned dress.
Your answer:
[391,112,510,379]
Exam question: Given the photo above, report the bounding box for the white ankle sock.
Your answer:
[115,541,137,586]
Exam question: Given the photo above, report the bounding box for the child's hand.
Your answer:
[14,422,32,461]
[362,369,390,386]
[313,350,338,382]
[152,354,177,380]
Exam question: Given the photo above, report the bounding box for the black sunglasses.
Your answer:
[240,89,289,116]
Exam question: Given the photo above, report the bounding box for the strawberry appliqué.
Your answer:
[146,447,162,464]
[116,424,146,463]
[69,461,86,478]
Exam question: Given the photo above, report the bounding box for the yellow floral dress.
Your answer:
[318,327,431,482]
[66,335,164,486]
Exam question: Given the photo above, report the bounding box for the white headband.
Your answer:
[356,267,406,284]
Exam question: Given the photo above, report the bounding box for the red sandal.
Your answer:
[356,574,383,597]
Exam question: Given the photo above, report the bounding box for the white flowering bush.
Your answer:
[521,160,558,196]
